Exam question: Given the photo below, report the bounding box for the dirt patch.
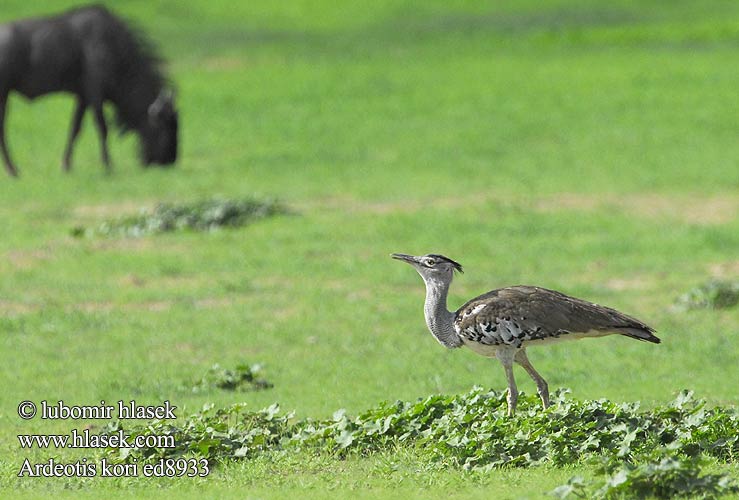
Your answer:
[534,193,738,225]
[4,246,55,270]
[604,276,652,291]
[73,201,149,220]
[73,301,116,313]
[174,342,196,354]
[87,237,159,252]
[709,261,739,279]
[118,273,204,291]
[298,196,468,215]
[194,297,235,309]
[532,193,600,212]
[71,301,171,313]
[620,194,737,225]
[0,300,39,317]
[0,296,252,317]
[142,301,172,312]
[120,274,147,288]
[303,192,736,225]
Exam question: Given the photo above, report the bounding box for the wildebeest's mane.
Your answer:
[74,4,169,133]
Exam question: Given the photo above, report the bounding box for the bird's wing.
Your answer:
[454,285,657,348]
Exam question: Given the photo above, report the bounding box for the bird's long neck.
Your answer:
[422,277,462,349]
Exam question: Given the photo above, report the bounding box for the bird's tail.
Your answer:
[617,326,661,344]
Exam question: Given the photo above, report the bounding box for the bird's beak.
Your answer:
[391,253,419,265]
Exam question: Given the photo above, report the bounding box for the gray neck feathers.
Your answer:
[422,276,463,349]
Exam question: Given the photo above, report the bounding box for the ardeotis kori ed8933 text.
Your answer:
[392,253,660,416]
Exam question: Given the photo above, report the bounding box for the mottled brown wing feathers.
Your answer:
[454,286,659,347]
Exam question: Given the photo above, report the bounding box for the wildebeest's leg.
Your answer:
[0,93,19,177]
[90,98,111,173]
[62,97,86,172]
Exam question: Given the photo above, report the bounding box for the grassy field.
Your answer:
[1,1,738,497]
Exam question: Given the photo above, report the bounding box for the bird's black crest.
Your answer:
[429,254,464,274]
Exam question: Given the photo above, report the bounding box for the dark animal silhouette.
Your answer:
[0,4,178,177]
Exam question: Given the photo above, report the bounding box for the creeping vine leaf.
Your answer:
[106,387,739,475]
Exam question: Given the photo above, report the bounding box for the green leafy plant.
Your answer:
[552,456,739,499]
[106,403,291,462]
[73,197,287,237]
[674,280,739,310]
[190,363,273,393]
[107,388,739,474]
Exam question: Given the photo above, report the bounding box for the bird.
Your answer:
[391,253,660,416]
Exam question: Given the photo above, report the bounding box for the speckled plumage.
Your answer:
[392,252,660,416]
[455,285,659,350]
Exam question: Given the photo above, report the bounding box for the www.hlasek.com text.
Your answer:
[19,428,174,449]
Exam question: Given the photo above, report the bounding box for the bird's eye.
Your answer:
[425,258,436,267]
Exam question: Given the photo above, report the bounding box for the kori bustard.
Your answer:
[392,253,660,416]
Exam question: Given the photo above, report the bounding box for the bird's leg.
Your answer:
[514,349,550,410]
[496,348,518,416]
[504,364,518,417]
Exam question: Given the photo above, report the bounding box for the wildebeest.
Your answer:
[0,4,178,177]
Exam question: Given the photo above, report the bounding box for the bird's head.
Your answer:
[391,253,463,284]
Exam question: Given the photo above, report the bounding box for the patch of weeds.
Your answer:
[107,388,738,475]
[105,403,291,463]
[72,197,287,237]
[302,389,739,471]
[552,456,739,499]
[190,363,273,393]
[674,280,739,310]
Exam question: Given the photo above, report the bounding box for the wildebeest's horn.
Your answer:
[148,91,165,117]
[148,89,177,121]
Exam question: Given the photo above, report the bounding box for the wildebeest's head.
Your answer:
[140,89,178,165]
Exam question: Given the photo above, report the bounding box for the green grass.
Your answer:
[1,0,738,498]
